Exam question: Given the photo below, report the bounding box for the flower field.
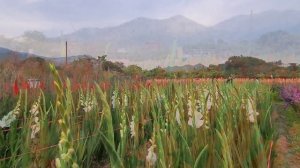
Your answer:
[0,64,277,168]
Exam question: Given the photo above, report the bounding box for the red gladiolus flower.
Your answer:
[13,79,19,96]
[21,81,29,90]
[90,85,95,90]
[133,83,141,91]
[145,80,152,88]
[82,83,87,91]
[100,82,110,91]
[39,82,45,90]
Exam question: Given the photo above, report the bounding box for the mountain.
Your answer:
[213,10,300,41]
[257,31,300,50]
[1,10,300,68]
[0,47,12,58]
[0,47,32,60]
[253,31,300,62]
[60,15,208,62]
[65,15,206,42]
[47,55,94,64]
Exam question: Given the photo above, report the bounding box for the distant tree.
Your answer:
[288,63,298,71]
[224,56,273,77]
[97,55,107,62]
[125,65,143,76]
[102,61,124,73]
[145,66,167,78]
[114,62,125,69]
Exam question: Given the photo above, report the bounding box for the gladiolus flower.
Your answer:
[129,116,135,138]
[13,79,19,96]
[247,98,259,123]
[146,139,157,166]
[39,82,45,90]
[21,81,29,90]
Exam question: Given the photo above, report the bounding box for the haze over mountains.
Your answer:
[0,10,300,68]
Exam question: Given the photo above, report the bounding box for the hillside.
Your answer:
[0,47,30,60]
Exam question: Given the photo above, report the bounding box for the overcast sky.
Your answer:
[0,0,299,37]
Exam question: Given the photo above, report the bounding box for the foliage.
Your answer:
[125,65,143,77]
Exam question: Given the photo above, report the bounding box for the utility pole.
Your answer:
[65,41,68,65]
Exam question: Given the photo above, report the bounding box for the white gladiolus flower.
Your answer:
[195,99,210,129]
[124,94,128,107]
[0,111,17,128]
[34,116,39,123]
[0,98,21,128]
[247,98,259,123]
[160,119,168,133]
[188,112,204,128]
[80,94,97,113]
[188,97,204,128]
[248,115,255,123]
[119,110,127,139]
[187,99,193,116]
[111,90,118,109]
[175,109,181,126]
[195,100,203,113]
[30,100,41,139]
[206,98,212,111]
[30,104,39,116]
[129,116,135,138]
[29,102,39,116]
[146,140,157,166]
[83,99,96,113]
[119,126,125,138]
[83,104,93,113]
[30,123,40,139]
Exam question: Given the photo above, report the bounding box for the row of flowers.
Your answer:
[3,77,298,99]
[0,80,112,97]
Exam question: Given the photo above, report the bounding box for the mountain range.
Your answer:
[0,47,36,60]
[0,10,300,68]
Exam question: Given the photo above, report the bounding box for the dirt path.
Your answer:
[273,103,300,168]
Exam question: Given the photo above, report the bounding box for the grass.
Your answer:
[283,106,300,126]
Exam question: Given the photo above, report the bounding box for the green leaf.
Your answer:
[99,132,124,168]
[194,145,208,168]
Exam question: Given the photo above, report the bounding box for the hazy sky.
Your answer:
[0,0,299,37]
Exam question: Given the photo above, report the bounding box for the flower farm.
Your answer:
[0,60,300,167]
